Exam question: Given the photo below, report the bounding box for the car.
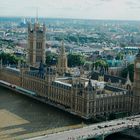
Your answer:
[98,126,103,129]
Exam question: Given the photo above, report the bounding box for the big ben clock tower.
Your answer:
[133,49,140,96]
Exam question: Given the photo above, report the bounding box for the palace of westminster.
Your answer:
[0,21,140,120]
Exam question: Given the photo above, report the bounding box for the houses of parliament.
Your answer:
[0,21,140,120]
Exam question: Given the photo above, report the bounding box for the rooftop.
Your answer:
[6,66,20,72]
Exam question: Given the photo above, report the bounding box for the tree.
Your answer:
[92,59,108,70]
[46,52,58,66]
[116,52,124,60]
[121,64,134,82]
[0,52,21,65]
[67,53,86,67]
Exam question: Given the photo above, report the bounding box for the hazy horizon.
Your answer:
[1,0,140,21]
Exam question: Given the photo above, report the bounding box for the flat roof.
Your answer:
[54,80,72,87]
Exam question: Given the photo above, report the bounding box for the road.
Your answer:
[29,115,140,140]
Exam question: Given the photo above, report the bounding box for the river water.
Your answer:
[0,86,139,140]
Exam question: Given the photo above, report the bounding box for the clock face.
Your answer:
[136,62,140,68]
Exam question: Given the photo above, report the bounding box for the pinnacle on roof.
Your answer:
[61,40,65,55]
[35,7,39,23]
[127,71,130,81]
[125,71,132,87]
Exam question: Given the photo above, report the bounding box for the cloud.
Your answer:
[100,0,113,1]
[126,1,137,6]
[125,0,140,9]
[0,0,140,20]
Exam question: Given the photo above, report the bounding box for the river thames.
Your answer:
[0,86,139,140]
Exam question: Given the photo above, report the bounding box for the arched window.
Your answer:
[126,84,131,90]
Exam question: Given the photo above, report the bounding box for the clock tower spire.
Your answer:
[133,49,140,96]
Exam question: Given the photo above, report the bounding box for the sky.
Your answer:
[0,0,140,20]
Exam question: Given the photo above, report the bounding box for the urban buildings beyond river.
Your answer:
[0,20,140,120]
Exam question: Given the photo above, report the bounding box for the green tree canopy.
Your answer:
[0,52,24,65]
[92,59,108,68]
[121,64,134,82]
[116,52,124,60]
[46,52,58,66]
[67,53,86,67]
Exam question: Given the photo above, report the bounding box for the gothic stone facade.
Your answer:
[0,65,134,119]
[27,22,46,67]
[0,21,140,119]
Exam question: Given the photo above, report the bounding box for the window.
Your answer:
[36,56,42,62]
[77,90,83,96]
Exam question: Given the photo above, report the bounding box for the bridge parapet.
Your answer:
[28,115,140,140]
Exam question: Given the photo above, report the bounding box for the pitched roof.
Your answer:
[91,72,126,84]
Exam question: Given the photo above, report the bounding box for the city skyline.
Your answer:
[0,0,140,20]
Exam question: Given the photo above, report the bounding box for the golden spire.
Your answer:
[127,71,131,82]
[61,40,65,55]
[17,60,21,69]
[35,7,38,23]
[125,71,131,86]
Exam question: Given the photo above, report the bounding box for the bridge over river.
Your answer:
[28,115,140,140]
